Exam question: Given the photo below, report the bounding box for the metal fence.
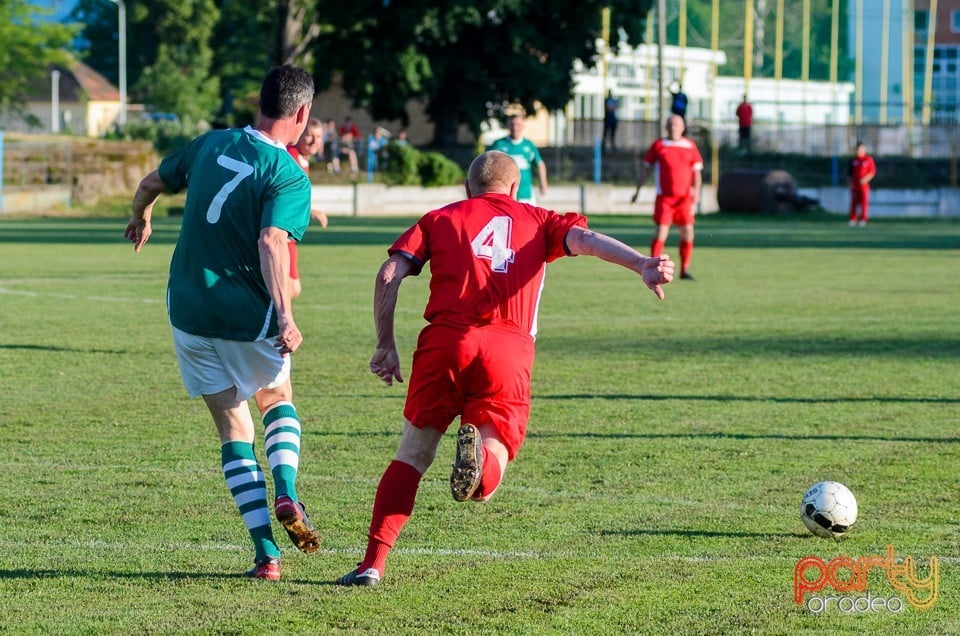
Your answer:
[569,118,960,158]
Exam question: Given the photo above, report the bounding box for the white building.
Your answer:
[542,42,854,147]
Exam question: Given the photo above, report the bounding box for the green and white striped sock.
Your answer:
[263,401,302,502]
[221,441,280,561]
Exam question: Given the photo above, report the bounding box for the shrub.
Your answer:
[381,142,421,185]
[417,151,465,187]
[380,142,464,187]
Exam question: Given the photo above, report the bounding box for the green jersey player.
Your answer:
[487,114,548,204]
[124,65,322,581]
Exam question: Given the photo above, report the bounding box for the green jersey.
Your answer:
[487,136,543,201]
[159,126,312,341]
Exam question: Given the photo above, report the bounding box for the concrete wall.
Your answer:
[800,187,960,217]
[0,187,72,214]
[312,183,722,218]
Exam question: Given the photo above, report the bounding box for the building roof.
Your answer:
[66,59,119,101]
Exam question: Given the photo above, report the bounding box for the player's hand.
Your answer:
[370,347,403,386]
[641,254,675,300]
[124,217,152,252]
[274,321,303,355]
[311,209,329,229]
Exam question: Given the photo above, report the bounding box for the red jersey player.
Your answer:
[848,142,876,226]
[633,114,703,280]
[285,118,328,298]
[336,151,675,587]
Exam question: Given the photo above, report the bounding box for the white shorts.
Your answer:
[172,326,291,401]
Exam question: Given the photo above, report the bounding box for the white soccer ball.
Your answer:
[800,481,858,539]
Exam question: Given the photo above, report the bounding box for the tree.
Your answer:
[0,1,76,117]
[314,1,653,147]
[72,0,221,122]
[211,0,329,126]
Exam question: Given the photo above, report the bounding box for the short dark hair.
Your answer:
[259,65,314,119]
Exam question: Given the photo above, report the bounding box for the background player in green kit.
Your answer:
[124,65,321,581]
[487,114,548,204]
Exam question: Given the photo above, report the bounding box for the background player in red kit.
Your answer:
[632,114,703,280]
[336,151,675,587]
[285,118,329,298]
[848,142,876,227]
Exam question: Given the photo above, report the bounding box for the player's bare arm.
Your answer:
[371,253,416,385]
[564,226,675,300]
[259,226,302,355]
[632,163,652,203]
[125,170,166,252]
[692,169,703,206]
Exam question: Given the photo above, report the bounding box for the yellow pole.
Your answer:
[658,0,666,133]
[601,6,610,116]
[922,0,939,125]
[743,0,754,95]
[801,0,810,83]
[679,0,687,84]
[880,0,890,123]
[711,0,719,187]
[903,0,915,126]
[802,0,810,147]
[830,0,839,84]
[775,0,784,134]
[855,0,863,124]
[646,12,654,121]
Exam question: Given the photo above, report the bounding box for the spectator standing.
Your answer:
[322,119,341,173]
[603,90,620,152]
[736,95,753,154]
[338,116,360,175]
[486,114,547,204]
[123,65,323,581]
[848,141,877,227]
[633,114,703,280]
[335,151,674,587]
[367,126,391,171]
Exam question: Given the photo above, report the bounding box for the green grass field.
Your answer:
[0,212,957,635]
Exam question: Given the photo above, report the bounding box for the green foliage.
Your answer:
[0,0,77,117]
[417,150,464,186]
[72,0,221,122]
[0,215,958,634]
[381,142,422,185]
[381,142,465,186]
[106,118,201,156]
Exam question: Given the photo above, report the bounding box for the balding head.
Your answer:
[466,151,520,198]
[666,114,685,140]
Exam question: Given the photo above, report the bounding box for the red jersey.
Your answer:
[849,155,876,186]
[286,145,310,173]
[389,193,586,337]
[643,138,704,197]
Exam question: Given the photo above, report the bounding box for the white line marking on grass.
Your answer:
[9,539,957,566]
[0,287,162,304]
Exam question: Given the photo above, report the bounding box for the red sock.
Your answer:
[360,460,422,574]
[679,240,693,274]
[474,446,503,500]
[650,239,665,257]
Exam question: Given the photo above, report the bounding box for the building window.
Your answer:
[916,10,928,34]
[952,10,960,33]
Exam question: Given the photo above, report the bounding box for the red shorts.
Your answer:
[403,322,535,460]
[288,240,299,280]
[653,194,694,226]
